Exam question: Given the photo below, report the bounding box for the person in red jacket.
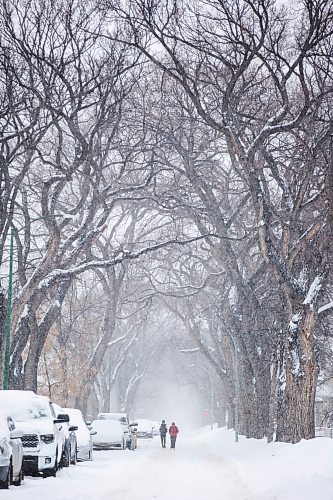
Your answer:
[169,421,179,449]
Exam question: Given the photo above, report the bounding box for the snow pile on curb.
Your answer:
[195,427,333,500]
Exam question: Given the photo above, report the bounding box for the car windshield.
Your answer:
[9,400,51,421]
[92,420,121,429]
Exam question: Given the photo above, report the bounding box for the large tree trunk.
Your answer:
[20,282,70,392]
[23,339,39,392]
[267,344,280,443]
[276,304,318,443]
[253,372,271,439]
[9,311,32,389]
[75,292,118,413]
[238,366,269,440]
[24,315,51,392]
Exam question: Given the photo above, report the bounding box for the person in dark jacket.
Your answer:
[159,419,167,447]
[169,421,179,449]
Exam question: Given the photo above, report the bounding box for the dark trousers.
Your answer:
[170,435,177,448]
[161,435,166,447]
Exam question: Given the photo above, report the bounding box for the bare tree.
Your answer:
[110,0,333,442]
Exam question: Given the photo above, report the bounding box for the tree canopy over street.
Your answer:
[1,0,333,444]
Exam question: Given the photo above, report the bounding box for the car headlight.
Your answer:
[40,434,55,444]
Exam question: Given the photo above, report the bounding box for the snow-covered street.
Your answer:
[2,428,333,500]
[1,435,244,500]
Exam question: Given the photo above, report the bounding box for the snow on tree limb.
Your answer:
[303,276,323,307]
[318,302,333,315]
[37,233,217,290]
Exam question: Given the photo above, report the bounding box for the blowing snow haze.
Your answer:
[1,0,333,498]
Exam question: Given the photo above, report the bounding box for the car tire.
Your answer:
[60,442,70,468]
[43,465,57,478]
[71,446,77,465]
[12,467,23,487]
[0,464,11,489]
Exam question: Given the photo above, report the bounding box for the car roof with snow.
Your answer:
[0,390,53,421]
[97,412,128,423]
[62,408,85,423]
[92,419,123,429]
[0,390,38,400]
[136,419,155,430]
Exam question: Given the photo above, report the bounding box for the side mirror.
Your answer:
[69,426,78,432]
[89,430,97,436]
[10,429,23,439]
[56,414,70,423]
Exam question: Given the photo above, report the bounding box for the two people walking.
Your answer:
[159,419,179,449]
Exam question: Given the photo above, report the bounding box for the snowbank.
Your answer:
[195,427,333,500]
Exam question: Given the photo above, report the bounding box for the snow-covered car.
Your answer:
[0,390,68,477]
[151,421,160,436]
[136,419,155,438]
[0,411,24,489]
[91,419,127,450]
[97,412,130,426]
[52,404,78,467]
[64,408,95,461]
[97,412,137,449]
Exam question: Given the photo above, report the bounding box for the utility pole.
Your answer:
[3,227,14,390]
[108,343,112,412]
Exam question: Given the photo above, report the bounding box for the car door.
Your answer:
[7,418,22,478]
[49,403,65,464]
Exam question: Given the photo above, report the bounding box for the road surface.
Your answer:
[2,435,250,500]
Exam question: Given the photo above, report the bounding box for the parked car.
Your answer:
[64,408,95,461]
[97,412,137,449]
[53,404,77,467]
[0,390,68,477]
[91,419,127,450]
[151,421,160,436]
[129,427,138,450]
[136,419,155,438]
[97,412,130,425]
[0,411,24,489]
